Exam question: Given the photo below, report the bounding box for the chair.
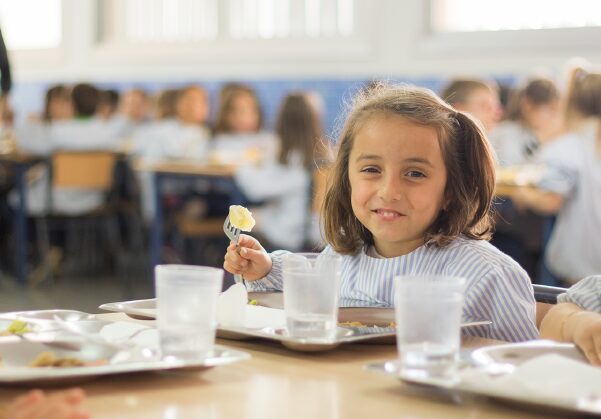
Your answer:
[33,150,123,284]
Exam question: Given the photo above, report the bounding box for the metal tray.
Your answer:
[99,298,491,352]
[365,340,599,416]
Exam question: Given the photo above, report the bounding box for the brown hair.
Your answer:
[323,83,496,255]
[565,66,601,155]
[275,93,322,170]
[155,89,180,119]
[505,78,559,121]
[441,79,493,106]
[43,84,71,122]
[214,83,262,134]
[71,83,99,117]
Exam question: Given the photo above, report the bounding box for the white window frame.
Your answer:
[418,0,601,58]
[92,0,374,64]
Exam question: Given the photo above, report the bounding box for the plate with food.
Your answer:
[0,336,249,385]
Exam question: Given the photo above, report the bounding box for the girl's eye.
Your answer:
[406,170,425,178]
[360,166,380,174]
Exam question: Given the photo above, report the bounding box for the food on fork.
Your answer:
[228,205,256,232]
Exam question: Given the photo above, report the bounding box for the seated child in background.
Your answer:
[131,85,211,220]
[42,84,74,123]
[224,83,538,342]
[511,66,601,282]
[540,276,601,366]
[441,78,502,133]
[14,83,125,215]
[96,89,120,121]
[234,92,323,251]
[490,77,563,167]
[213,83,277,165]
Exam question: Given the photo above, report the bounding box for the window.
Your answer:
[432,0,601,33]
[0,0,62,50]
[101,0,355,44]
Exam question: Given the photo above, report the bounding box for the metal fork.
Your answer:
[223,216,243,284]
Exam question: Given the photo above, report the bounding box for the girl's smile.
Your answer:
[348,114,447,257]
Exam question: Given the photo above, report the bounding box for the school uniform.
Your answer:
[490,120,540,167]
[234,151,310,250]
[13,118,124,215]
[535,119,601,281]
[246,236,538,342]
[557,275,601,313]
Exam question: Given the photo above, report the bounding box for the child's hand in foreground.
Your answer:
[5,388,89,419]
[223,234,272,281]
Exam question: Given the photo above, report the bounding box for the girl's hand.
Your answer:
[223,234,272,281]
[571,312,601,366]
[6,388,89,419]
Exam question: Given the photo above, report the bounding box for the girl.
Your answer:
[540,275,601,365]
[510,67,601,281]
[233,92,323,251]
[224,84,538,343]
[491,78,562,167]
[212,83,277,165]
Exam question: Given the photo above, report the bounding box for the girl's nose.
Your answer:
[378,175,402,201]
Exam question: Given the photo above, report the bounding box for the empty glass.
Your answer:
[282,253,342,339]
[155,264,223,360]
[394,275,465,380]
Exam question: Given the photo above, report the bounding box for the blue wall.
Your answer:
[11,76,514,138]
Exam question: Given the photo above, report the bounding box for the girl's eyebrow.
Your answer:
[355,153,381,162]
[403,157,434,167]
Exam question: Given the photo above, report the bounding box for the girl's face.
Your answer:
[348,114,447,257]
[521,98,561,132]
[227,92,260,133]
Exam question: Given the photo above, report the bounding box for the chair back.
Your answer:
[52,151,117,190]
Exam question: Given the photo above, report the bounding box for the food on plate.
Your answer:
[0,320,32,336]
[228,205,255,232]
[29,351,107,368]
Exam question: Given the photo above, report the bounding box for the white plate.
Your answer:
[366,340,599,416]
[0,336,249,385]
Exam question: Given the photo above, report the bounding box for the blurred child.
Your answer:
[234,92,322,251]
[119,88,150,124]
[96,89,119,121]
[224,83,537,342]
[491,78,562,166]
[540,276,601,365]
[215,83,262,134]
[42,84,73,122]
[441,79,502,133]
[511,67,601,282]
[154,89,179,120]
[213,83,277,165]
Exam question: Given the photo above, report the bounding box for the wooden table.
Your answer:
[0,312,550,418]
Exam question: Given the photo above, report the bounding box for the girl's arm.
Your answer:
[540,302,601,366]
[510,186,564,215]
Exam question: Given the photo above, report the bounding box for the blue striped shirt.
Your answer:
[246,236,538,342]
[557,276,601,313]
